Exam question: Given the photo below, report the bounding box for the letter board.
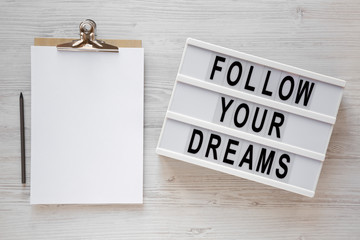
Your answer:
[157,38,345,197]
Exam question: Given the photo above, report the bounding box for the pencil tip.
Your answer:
[20,92,23,98]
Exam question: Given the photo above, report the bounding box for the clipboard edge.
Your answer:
[34,38,142,48]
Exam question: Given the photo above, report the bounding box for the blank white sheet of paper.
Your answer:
[31,46,144,204]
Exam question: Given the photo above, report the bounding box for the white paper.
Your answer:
[31,46,144,204]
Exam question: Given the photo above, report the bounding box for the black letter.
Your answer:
[220,97,234,122]
[244,65,255,91]
[205,133,222,160]
[226,61,242,86]
[268,112,285,139]
[187,129,203,154]
[252,107,268,133]
[210,56,226,80]
[276,154,291,179]
[262,70,273,96]
[256,148,275,175]
[279,76,295,101]
[234,103,250,128]
[223,139,239,165]
[239,144,253,170]
[295,79,315,107]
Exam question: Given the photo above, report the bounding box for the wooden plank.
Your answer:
[0,0,359,239]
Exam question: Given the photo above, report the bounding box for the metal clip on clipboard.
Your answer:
[57,19,119,53]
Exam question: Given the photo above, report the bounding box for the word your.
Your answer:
[219,96,285,139]
[210,56,315,107]
[187,128,291,179]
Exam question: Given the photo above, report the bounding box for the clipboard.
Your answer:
[30,20,144,204]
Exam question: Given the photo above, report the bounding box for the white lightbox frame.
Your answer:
[157,38,345,197]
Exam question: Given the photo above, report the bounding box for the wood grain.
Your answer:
[1,0,360,239]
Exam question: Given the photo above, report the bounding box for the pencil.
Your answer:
[20,92,26,184]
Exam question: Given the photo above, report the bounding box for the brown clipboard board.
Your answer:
[34,38,142,48]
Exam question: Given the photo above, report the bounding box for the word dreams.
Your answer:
[187,128,292,180]
[210,55,315,107]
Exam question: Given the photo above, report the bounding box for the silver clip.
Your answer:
[57,19,118,52]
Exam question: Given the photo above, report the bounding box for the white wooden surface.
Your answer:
[0,0,359,239]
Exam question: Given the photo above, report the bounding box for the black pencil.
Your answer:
[20,92,26,184]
